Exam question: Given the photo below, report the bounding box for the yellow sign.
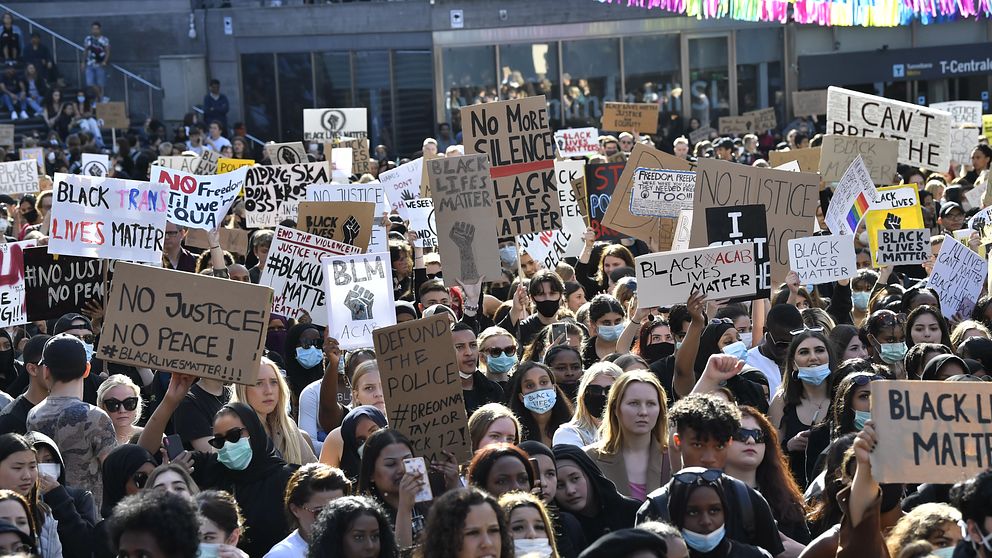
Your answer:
[217,158,254,174]
[865,184,924,267]
[984,115,992,143]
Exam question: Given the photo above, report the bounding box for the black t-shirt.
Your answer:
[0,29,17,52]
[174,383,230,450]
[0,395,34,435]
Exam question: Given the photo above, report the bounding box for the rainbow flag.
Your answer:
[846,191,870,232]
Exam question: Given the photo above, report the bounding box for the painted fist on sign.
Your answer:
[343,216,361,246]
[450,221,479,281]
[883,213,901,230]
[344,285,375,320]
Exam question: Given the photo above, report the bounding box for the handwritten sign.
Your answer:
[374,315,470,463]
[930,101,983,128]
[819,135,899,185]
[0,160,38,195]
[264,142,308,165]
[928,237,987,319]
[323,252,395,350]
[554,159,588,258]
[601,102,658,134]
[865,185,924,266]
[403,198,437,248]
[23,247,103,321]
[630,168,694,218]
[635,244,756,308]
[950,127,981,165]
[332,136,371,177]
[825,156,879,236]
[185,227,250,256]
[718,115,751,136]
[554,127,599,158]
[788,235,856,285]
[306,183,387,253]
[243,162,330,227]
[462,96,561,237]
[49,174,167,263]
[153,156,202,174]
[0,241,36,327]
[688,126,715,145]
[380,158,423,218]
[747,107,777,132]
[768,148,820,173]
[586,161,625,241]
[792,90,828,117]
[149,165,247,230]
[672,210,692,251]
[297,201,375,252]
[81,153,110,177]
[705,205,769,299]
[984,115,992,143]
[96,102,128,129]
[870,380,992,484]
[19,148,43,173]
[217,158,254,174]
[304,108,367,141]
[827,86,952,170]
[0,125,13,148]
[876,229,930,266]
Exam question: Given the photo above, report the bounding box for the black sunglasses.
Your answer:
[732,427,766,444]
[103,397,138,413]
[485,346,516,358]
[77,333,95,344]
[132,471,148,489]
[298,339,321,349]
[850,374,884,386]
[673,469,722,485]
[208,427,247,450]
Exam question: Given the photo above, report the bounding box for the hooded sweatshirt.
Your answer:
[552,444,641,542]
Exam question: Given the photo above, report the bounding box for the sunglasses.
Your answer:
[709,318,734,326]
[103,397,138,413]
[76,333,95,344]
[486,346,516,358]
[672,469,722,485]
[789,326,825,336]
[208,427,247,450]
[732,427,766,444]
[850,374,884,386]
[584,384,611,397]
[132,471,148,489]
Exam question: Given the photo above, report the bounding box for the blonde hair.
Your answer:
[96,374,143,426]
[951,319,992,350]
[886,503,961,557]
[478,326,515,351]
[571,362,623,433]
[233,357,305,465]
[597,370,668,454]
[468,403,520,451]
[499,491,561,558]
[351,360,381,404]
[147,463,200,495]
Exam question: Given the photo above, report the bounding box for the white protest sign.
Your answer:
[403,197,436,248]
[306,183,389,253]
[827,86,953,171]
[517,230,570,272]
[930,101,983,128]
[629,168,694,218]
[49,174,167,263]
[0,240,36,327]
[331,147,352,182]
[672,210,692,251]
[928,238,988,319]
[380,158,423,218]
[634,243,756,308]
[554,127,599,158]
[149,165,247,230]
[81,153,110,177]
[303,108,367,141]
[876,229,930,266]
[19,148,43,173]
[825,156,878,235]
[772,160,802,172]
[871,185,919,210]
[244,162,331,228]
[555,160,587,258]
[788,235,856,285]
[949,127,981,165]
[259,226,360,326]
[0,160,37,195]
[323,251,395,350]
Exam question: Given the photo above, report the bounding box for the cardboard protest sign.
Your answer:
[788,235,856,285]
[864,185,924,266]
[672,210,692,251]
[630,168,694,218]
[99,262,271,384]
[81,153,110,177]
[185,227,250,256]
[297,201,375,252]
[601,102,658,133]
[303,108,367,141]
[0,241,36,327]
[928,237,987,319]
[705,204,769,299]
[819,135,899,184]
[826,86,953,170]
[825,156,879,236]
[690,158,819,285]
[323,252,395,350]
[950,127,981,165]
[374,315,470,463]
[217,158,254,174]
[773,160,802,173]
[792,89,828,117]
[243,162,331,228]
[153,156,201,173]
[23,247,104,321]
[876,229,930,266]
[428,154,502,286]
[380,158,423,218]
[461,96,561,237]
[403,198,437,248]
[0,125,13,148]
[260,226,360,326]
[19,148,43,173]
[747,108,777,132]
[688,127,715,145]
[635,243,756,308]
[768,148,820,173]
[0,160,37,195]
[554,127,599,158]
[586,161,625,240]
[197,150,219,175]
[717,115,750,136]
[49,174,167,263]
[334,137,371,177]
[264,142,307,165]
[96,102,128,129]
[150,165,247,230]
[930,101,983,128]
[870,380,992,484]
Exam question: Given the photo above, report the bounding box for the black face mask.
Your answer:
[641,342,675,364]
[490,286,510,301]
[559,381,580,402]
[583,385,609,420]
[535,298,560,318]
[22,210,38,223]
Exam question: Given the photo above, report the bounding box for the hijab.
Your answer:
[694,322,735,375]
[552,444,640,540]
[0,329,16,392]
[340,405,388,480]
[265,314,289,360]
[282,323,323,398]
[100,444,155,518]
[221,402,287,483]
[921,354,969,381]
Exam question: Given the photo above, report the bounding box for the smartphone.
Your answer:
[551,322,568,343]
[528,458,540,489]
[164,434,184,461]
[403,457,433,503]
[37,463,60,479]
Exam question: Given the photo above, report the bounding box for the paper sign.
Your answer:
[747,107,777,132]
[672,210,692,251]
[330,147,352,182]
[635,243,756,308]
[825,156,879,236]
[81,153,110,177]
[601,102,658,133]
[969,207,992,245]
[461,96,561,237]
[49,174,167,263]
[690,159,819,285]
[586,161,625,240]
[185,227,250,256]
[688,127,715,145]
[96,102,128,129]
[374,314,471,463]
[876,229,930,266]
[516,230,569,273]
[792,90,828,117]
[150,165,247,230]
[930,101,983,128]
[705,205,769,299]
[718,115,751,136]
[554,127,599,158]
[788,235,856,285]
[307,183,388,218]
[630,168,694,218]
[870,380,992,484]
[259,225,360,326]
[297,201,375,252]
[864,185,924,266]
[99,262,271,384]
[928,237,987,319]
[428,154,502,286]
[332,137,372,178]
[827,86,953,170]
[950,127,981,165]
[324,252,395,350]
[403,198,437,248]
[20,148,43,173]
[153,156,201,173]
[768,148,820,173]
[0,160,38,195]
[0,241,36,327]
[303,108,367,141]
[0,125,13,148]
[264,142,307,166]
[819,135,899,184]
[243,162,331,227]
[23,247,104,322]
[555,159,588,258]
[984,115,992,143]
[380,158,423,217]
[773,160,802,172]
[217,158,254,174]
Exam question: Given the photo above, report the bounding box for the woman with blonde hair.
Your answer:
[950,319,991,350]
[886,502,962,557]
[97,374,144,444]
[499,491,561,558]
[233,357,317,465]
[584,370,670,501]
[468,403,521,452]
[147,463,200,498]
[318,359,387,467]
[552,361,622,447]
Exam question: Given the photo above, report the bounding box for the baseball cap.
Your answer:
[39,334,88,377]
[22,334,51,365]
[715,137,735,150]
[53,313,93,335]
[939,202,963,217]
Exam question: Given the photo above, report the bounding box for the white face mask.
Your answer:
[740,332,753,347]
[514,538,553,558]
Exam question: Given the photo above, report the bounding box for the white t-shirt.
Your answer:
[747,346,782,402]
[264,530,307,558]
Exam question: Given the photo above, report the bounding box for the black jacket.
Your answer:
[552,444,641,544]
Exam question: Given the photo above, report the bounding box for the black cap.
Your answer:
[715,137,735,150]
[53,313,92,335]
[39,334,88,376]
[22,334,51,365]
[939,202,963,217]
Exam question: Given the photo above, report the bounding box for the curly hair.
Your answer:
[109,490,200,558]
[885,503,961,557]
[466,443,533,495]
[308,495,397,558]
[419,487,512,558]
[737,406,807,526]
[669,393,741,443]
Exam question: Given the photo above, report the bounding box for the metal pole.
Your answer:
[123,75,130,112]
[148,87,153,119]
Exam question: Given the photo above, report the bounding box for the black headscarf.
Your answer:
[578,528,667,558]
[220,402,288,483]
[0,328,17,392]
[100,444,155,518]
[340,405,388,480]
[694,322,734,375]
[283,323,323,398]
[552,444,640,540]
[922,354,970,381]
[519,440,554,462]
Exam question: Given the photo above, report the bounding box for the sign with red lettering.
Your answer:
[554,127,599,158]
[149,165,247,230]
[0,240,37,327]
[49,173,168,263]
[635,243,757,308]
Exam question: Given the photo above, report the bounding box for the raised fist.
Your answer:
[343,216,361,246]
[344,285,374,320]
[450,221,478,281]
[883,213,901,230]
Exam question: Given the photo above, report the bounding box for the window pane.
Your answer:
[394,50,435,158]
[688,36,730,128]
[736,28,784,125]
[498,42,561,128]
[316,52,352,108]
[442,46,496,134]
[623,34,683,139]
[355,51,393,157]
[241,53,277,141]
[276,53,314,142]
[561,38,620,128]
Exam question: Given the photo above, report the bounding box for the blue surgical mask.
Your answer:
[522,388,556,414]
[82,341,94,362]
[197,543,220,558]
[932,547,954,558]
[295,346,323,369]
[499,246,518,266]
[852,291,870,311]
[597,323,625,342]
[217,437,252,471]
[486,353,517,374]
[879,342,908,364]
[853,410,871,431]
[682,525,725,553]
[722,340,749,363]
[797,363,831,386]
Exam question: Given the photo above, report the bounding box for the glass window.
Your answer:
[736,28,784,126]
[441,46,496,134]
[241,53,277,141]
[275,53,314,142]
[315,52,352,108]
[688,36,730,129]
[498,42,561,128]
[394,50,435,157]
[624,34,682,141]
[354,51,393,158]
[561,38,620,128]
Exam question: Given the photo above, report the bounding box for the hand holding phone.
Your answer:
[403,457,433,503]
